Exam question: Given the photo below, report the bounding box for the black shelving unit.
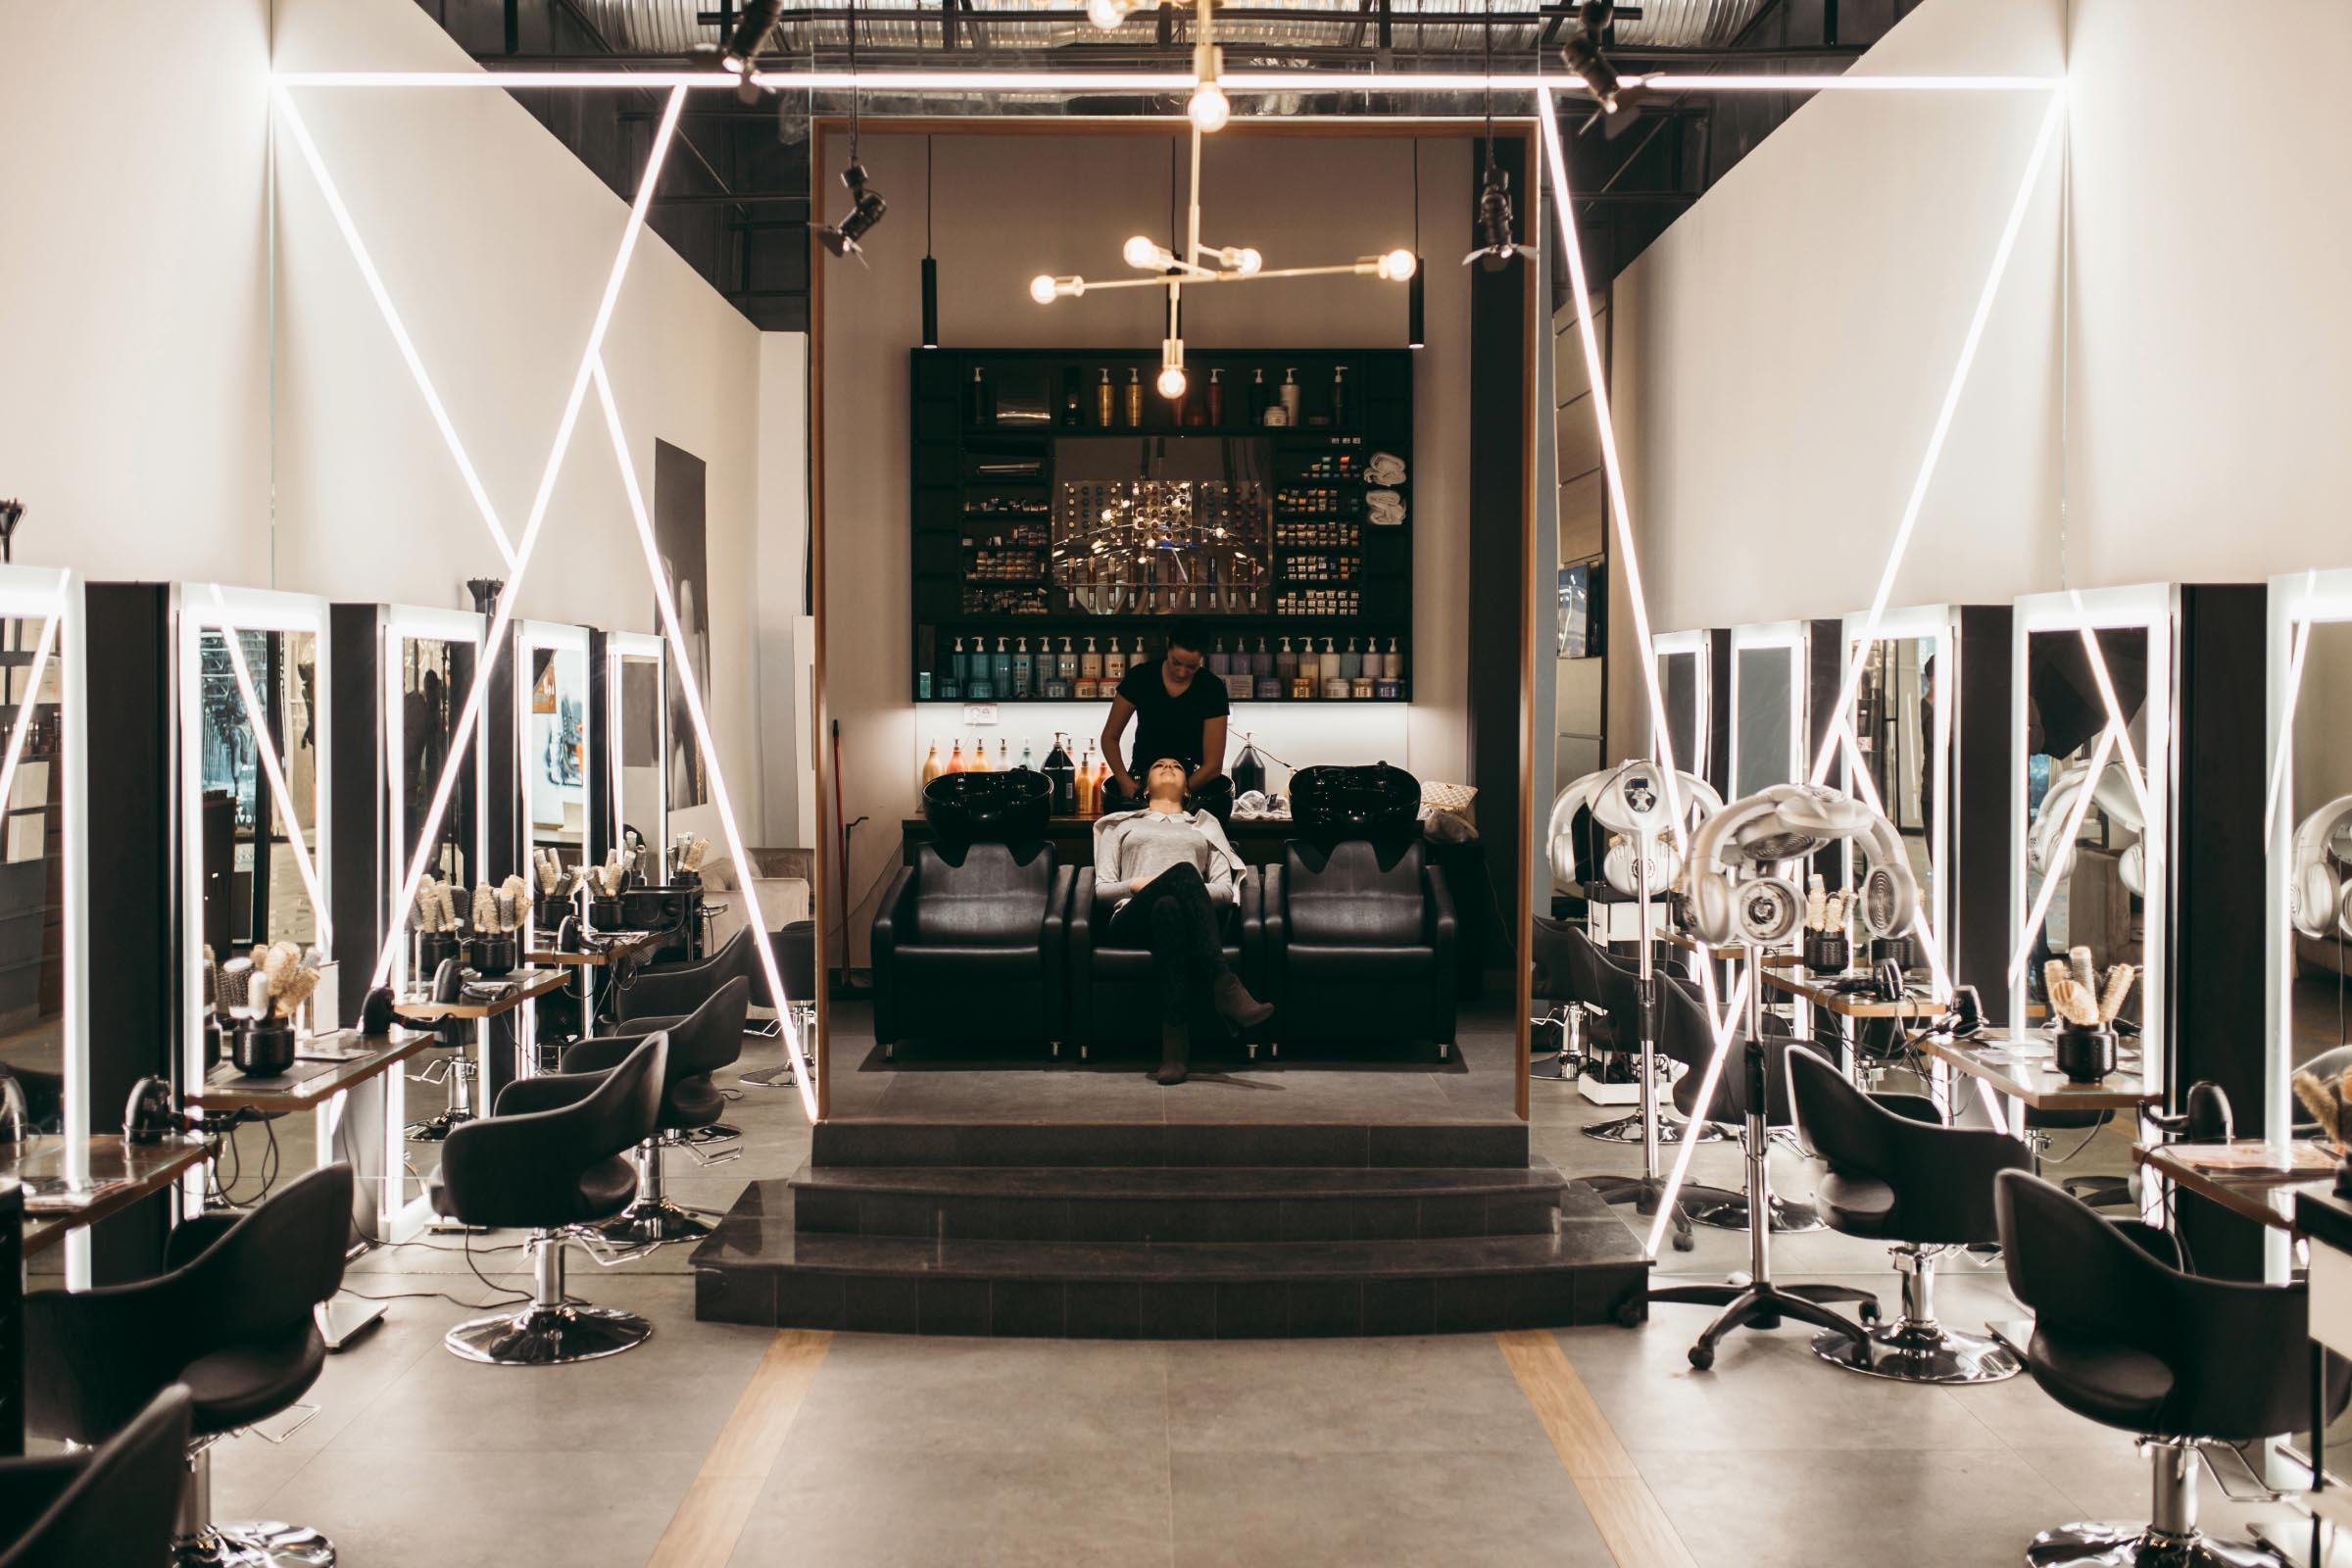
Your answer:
[909,347,1415,705]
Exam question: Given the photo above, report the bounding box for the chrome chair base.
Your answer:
[2025,1522,2288,1567]
[402,1109,472,1144]
[1580,1112,1733,1145]
[444,1302,653,1366]
[1810,1321,2021,1384]
[596,1197,717,1246]
[176,1521,336,1568]
[1686,1192,1825,1233]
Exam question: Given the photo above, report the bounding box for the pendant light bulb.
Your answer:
[1124,234,1166,270]
[1377,249,1418,281]
[1086,0,1131,29]
[1029,274,1060,305]
[1188,80,1230,134]
[1157,339,1187,400]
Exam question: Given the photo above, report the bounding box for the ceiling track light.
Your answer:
[1463,0,1530,271]
[1561,1,1645,138]
[686,0,782,104]
[818,161,887,262]
[1087,0,1138,30]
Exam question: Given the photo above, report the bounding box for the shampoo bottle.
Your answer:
[1104,637,1128,683]
[1081,635,1103,680]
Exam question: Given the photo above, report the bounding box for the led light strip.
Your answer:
[274,87,518,570]
[591,358,818,1118]
[1539,88,1757,1256]
[2069,597,2156,826]
[0,605,62,833]
[2005,724,2118,986]
[363,86,690,993]
[1809,88,2066,790]
[273,68,2063,94]
[2263,570,2321,838]
[204,586,334,949]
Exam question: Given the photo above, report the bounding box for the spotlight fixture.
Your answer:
[686,0,783,104]
[1561,1,1645,138]
[1087,0,1136,29]
[818,161,887,263]
[1463,0,1530,271]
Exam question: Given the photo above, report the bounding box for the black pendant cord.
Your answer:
[926,135,934,252]
[846,0,859,166]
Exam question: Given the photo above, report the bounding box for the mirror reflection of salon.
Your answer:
[1654,642,1705,780]
[1849,633,1939,910]
[525,640,592,874]
[0,613,68,1132]
[198,628,322,956]
[2289,618,2352,1070]
[610,638,666,876]
[1730,634,1802,800]
[398,634,478,896]
[2022,626,2151,1025]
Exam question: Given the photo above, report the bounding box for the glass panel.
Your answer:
[1657,650,1700,779]
[2022,625,2151,1023]
[2290,618,2352,1070]
[0,613,66,1133]
[1852,634,1938,902]
[616,653,662,858]
[1733,646,1795,798]
[198,628,322,954]
[398,635,476,891]
[1050,437,1273,617]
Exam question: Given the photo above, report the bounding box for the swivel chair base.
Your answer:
[402,1108,472,1144]
[1581,1112,1732,1146]
[596,1200,718,1246]
[1649,1279,1879,1371]
[444,1229,652,1366]
[2024,1522,2286,1568]
[177,1522,337,1568]
[1811,1321,2019,1385]
[1684,1190,1825,1234]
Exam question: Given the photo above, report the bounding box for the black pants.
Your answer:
[1105,862,1231,1054]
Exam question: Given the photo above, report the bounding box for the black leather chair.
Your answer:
[1996,1170,2352,1567]
[426,1035,667,1365]
[738,919,817,1091]
[0,1385,190,1568]
[1787,1047,2032,1384]
[24,1165,353,1568]
[871,842,1075,1058]
[1258,837,1456,1060]
[613,926,755,1026]
[1066,873,1259,1061]
[562,977,749,1245]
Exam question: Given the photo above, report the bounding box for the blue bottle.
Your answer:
[991,637,1012,693]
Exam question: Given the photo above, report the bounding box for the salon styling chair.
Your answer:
[1530,916,1601,1080]
[1256,764,1455,1061]
[562,977,749,1245]
[1996,1170,2351,1567]
[24,1165,354,1568]
[0,1385,191,1568]
[426,1035,667,1365]
[739,920,817,1089]
[873,771,1075,1058]
[1787,1048,2030,1383]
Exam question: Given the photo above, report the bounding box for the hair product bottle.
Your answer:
[1331,364,1348,426]
[1339,637,1362,680]
[1385,636,1404,680]
[1248,368,1270,425]
[1011,637,1033,698]
[969,738,992,773]
[1123,368,1142,428]
[1103,637,1128,683]
[1279,367,1301,424]
[947,740,967,773]
[998,738,1010,769]
[1206,368,1225,426]
[1044,734,1076,814]
[1276,636,1298,682]
[991,637,1012,692]
[1076,741,1099,814]
[1057,635,1078,683]
[1081,636,1102,681]
[1096,368,1113,428]
[1209,636,1230,677]
[920,740,943,808]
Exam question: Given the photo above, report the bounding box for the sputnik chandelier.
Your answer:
[1026,0,1417,401]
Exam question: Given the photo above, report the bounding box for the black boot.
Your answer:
[1154,1022,1191,1086]
[1213,972,1275,1032]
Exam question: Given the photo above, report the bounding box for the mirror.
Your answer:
[606,631,667,878]
[1843,607,1954,968]
[2267,569,2352,1142]
[1652,631,1710,784]
[516,622,593,887]
[2011,587,2172,1071]
[1729,622,1805,800]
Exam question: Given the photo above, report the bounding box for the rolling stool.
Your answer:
[562,978,749,1245]
[426,1036,668,1364]
[1787,1047,2030,1383]
[24,1165,355,1568]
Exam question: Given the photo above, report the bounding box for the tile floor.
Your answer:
[144,1013,2329,1566]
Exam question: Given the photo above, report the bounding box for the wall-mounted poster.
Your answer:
[654,439,710,808]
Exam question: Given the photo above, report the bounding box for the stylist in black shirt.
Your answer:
[1101,619,1229,806]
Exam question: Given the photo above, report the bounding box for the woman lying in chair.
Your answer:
[1094,758,1275,1084]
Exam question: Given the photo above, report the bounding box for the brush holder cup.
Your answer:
[1803,930,1850,978]
[230,1017,298,1078]
[589,897,625,931]
[2053,1024,2118,1084]
[1869,935,1915,972]
[2334,1154,2352,1200]
[416,930,466,978]
[471,933,517,977]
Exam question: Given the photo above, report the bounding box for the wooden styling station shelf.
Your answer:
[3,1135,209,1258]
[189,1030,440,1114]
[392,966,570,1023]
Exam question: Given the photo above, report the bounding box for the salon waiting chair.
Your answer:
[562,977,749,1245]
[1996,1170,2351,1567]
[0,1385,191,1568]
[426,1035,667,1365]
[24,1165,354,1568]
[1786,1047,2031,1384]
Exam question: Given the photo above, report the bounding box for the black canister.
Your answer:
[1803,930,1850,978]
[472,933,517,977]
[231,1017,298,1078]
[2053,1025,2117,1084]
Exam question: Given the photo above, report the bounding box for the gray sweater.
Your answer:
[1091,808,1247,906]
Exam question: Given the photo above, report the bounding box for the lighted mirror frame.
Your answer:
[0,567,91,1249]
[2264,566,2352,1161]
[513,619,595,893]
[383,606,490,990]
[175,585,334,1091]
[2008,584,2173,1076]
[1651,629,1712,783]
[603,629,668,876]
[1840,603,1957,974]
[1726,619,1808,799]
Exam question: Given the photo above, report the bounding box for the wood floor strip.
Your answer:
[1496,1330,1698,1568]
[646,1330,834,1568]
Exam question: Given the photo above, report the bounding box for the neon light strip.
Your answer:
[1539,87,1757,1257]
[273,88,518,569]
[2262,571,2319,838]
[367,85,689,992]
[2007,725,2117,985]
[1809,88,2065,788]
[272,68,2063,94]
[203,587,334,949]
[591,358,819,1120]
[0,610,61,839]
[2070,598,2157,827]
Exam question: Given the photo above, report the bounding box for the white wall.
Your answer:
[0,1,274,580]
[822,128,1472,964]
[269,0,796,842]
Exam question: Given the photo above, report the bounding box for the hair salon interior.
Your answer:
[8,0,2352,1564]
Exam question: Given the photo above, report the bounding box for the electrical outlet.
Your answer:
[963,705,999,725]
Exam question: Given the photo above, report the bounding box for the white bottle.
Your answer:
[1385,636,1403,679]
[1320,636,1340,683]
[1103,637,1129,683]
[1279,367,1302,424]
[1081,636,1103,680]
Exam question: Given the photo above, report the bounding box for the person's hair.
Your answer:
[1160,619,1208,660]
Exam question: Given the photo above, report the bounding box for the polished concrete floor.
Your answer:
[180,1011,2333,1568]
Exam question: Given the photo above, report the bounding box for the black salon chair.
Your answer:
[24,1164,354,1568]
[1257,837,1457,1060]
[871,842,1075,1058]
[1786,1047,2031,1383]
[562,977,748,1245]
[1529,916,1599,1080]
[1996,1170,2351,1567]
[1658,975,1817,1233]
[0,1385,191,1568]
[613,926,755,1025]
[737,920,817,1092]
[1066,875,1259,1060]
[426,1035,667,1365]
